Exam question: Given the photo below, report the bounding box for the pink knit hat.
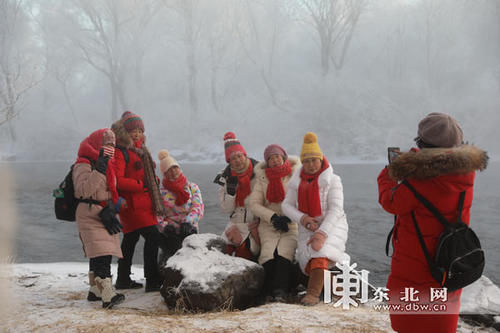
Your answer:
[224,132,247,162]
[264,144,287,162]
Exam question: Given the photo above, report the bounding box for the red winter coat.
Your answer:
[114,140,157,234]
[378,145,487,333]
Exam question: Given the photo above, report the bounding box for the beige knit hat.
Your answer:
[158,150,180,174]
[416,113,463,148]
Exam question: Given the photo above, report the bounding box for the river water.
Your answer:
[8,161,499,287]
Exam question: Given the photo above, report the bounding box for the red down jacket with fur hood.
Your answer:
[378,145,488,333]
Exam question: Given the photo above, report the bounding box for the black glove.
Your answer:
[226,176,238,196]
[98,206,122,235]
[95,149,110,175]
[271,214,290,232]
[179,223,196,238]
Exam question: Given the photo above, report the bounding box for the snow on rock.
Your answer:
[461,276,500,314]
[160,233,265,311]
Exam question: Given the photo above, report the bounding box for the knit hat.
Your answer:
[224,131,247,163]
[264,144,287,162]
[121,111,145,133]
[102,129,116,146]
[158,150,180,174]
[416,113,463,148]
[300,132,323,162]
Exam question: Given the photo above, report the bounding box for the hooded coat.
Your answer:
[282,161,350,274]
[378,145,488,333]
[249,156,301,265]
[73,129,122,259]
[112,120,157,234]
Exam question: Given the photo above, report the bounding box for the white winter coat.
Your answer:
[282,163,350,274]
[217,162,260,255]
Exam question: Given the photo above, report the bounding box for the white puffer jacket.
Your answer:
[282,163,350,274]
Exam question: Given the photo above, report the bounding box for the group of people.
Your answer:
[72,110,487,333]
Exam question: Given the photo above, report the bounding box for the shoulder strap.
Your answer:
[457,191,466,222]
[385,215,396,257]
[116,146,129,166]
[410,211,443,279]
[402,180,452,228]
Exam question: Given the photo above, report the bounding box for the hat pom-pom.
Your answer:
[121,110,133,119]
[304,132,318,144]
[158,149,169,161]
[224,131,236,141]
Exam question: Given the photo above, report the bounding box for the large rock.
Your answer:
[160,233,265,311]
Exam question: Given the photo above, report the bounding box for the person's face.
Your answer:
[165,166,181,181]
[267,154,284,168]
[229,152,247,171]
[303,157,322,175]
[129,128,144,142]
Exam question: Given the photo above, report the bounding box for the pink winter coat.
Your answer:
[73,129,122,259]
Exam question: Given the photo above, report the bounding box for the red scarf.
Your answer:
[232,161,253,207]
[298,157,330,218]
[163,173,190,206]
[265,159,292,203]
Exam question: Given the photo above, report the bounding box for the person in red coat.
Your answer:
[112,111,163,292]
[378,113,488,333]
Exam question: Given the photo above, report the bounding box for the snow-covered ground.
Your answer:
[1,262,497,332]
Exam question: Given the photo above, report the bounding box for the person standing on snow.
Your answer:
[249,144,300,302]
[112,111,164,292]
[378,113,488,333]
[214,131,260,261]
[282,132,350,306]
[73,128,126,309]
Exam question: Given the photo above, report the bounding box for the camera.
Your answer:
[387,147,400,164]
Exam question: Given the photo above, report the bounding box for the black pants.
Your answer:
[117,225,162,283]
[90,255,112,279]
[262,250,292,295]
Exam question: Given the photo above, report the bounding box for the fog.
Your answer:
[1,0,499,162]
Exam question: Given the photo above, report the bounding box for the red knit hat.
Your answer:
[224,131,247,162]
[121,111,145,132]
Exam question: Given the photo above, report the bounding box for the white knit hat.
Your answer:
[158,150,180,174]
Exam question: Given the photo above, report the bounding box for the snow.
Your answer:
[2,262,498,332]
[461,276,500,314]
[167,234,259,292]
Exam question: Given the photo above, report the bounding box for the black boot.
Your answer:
[270,256,293,303]
[145,279,162,293]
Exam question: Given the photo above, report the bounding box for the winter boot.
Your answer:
[87,271,101,301]
[95,277,125,309]
[301,268,324,306]
[145,279,162,293]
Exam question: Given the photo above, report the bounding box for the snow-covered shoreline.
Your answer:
[2,262,498,332]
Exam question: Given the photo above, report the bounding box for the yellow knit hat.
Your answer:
[300,132,323,162]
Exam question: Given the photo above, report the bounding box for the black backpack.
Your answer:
[53,158,99,222]
[401,180,485,291]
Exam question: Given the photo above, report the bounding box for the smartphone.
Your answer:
[387,147,400,164]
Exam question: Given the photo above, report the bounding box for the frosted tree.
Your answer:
[297,0,366,76]
[0,0,42,145]
[58,0,159,121]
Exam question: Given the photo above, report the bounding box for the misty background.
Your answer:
[1,0,499,161]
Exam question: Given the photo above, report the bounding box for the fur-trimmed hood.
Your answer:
[111,119,135,149]
[389,145,488,181]
[254,155,301,183]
